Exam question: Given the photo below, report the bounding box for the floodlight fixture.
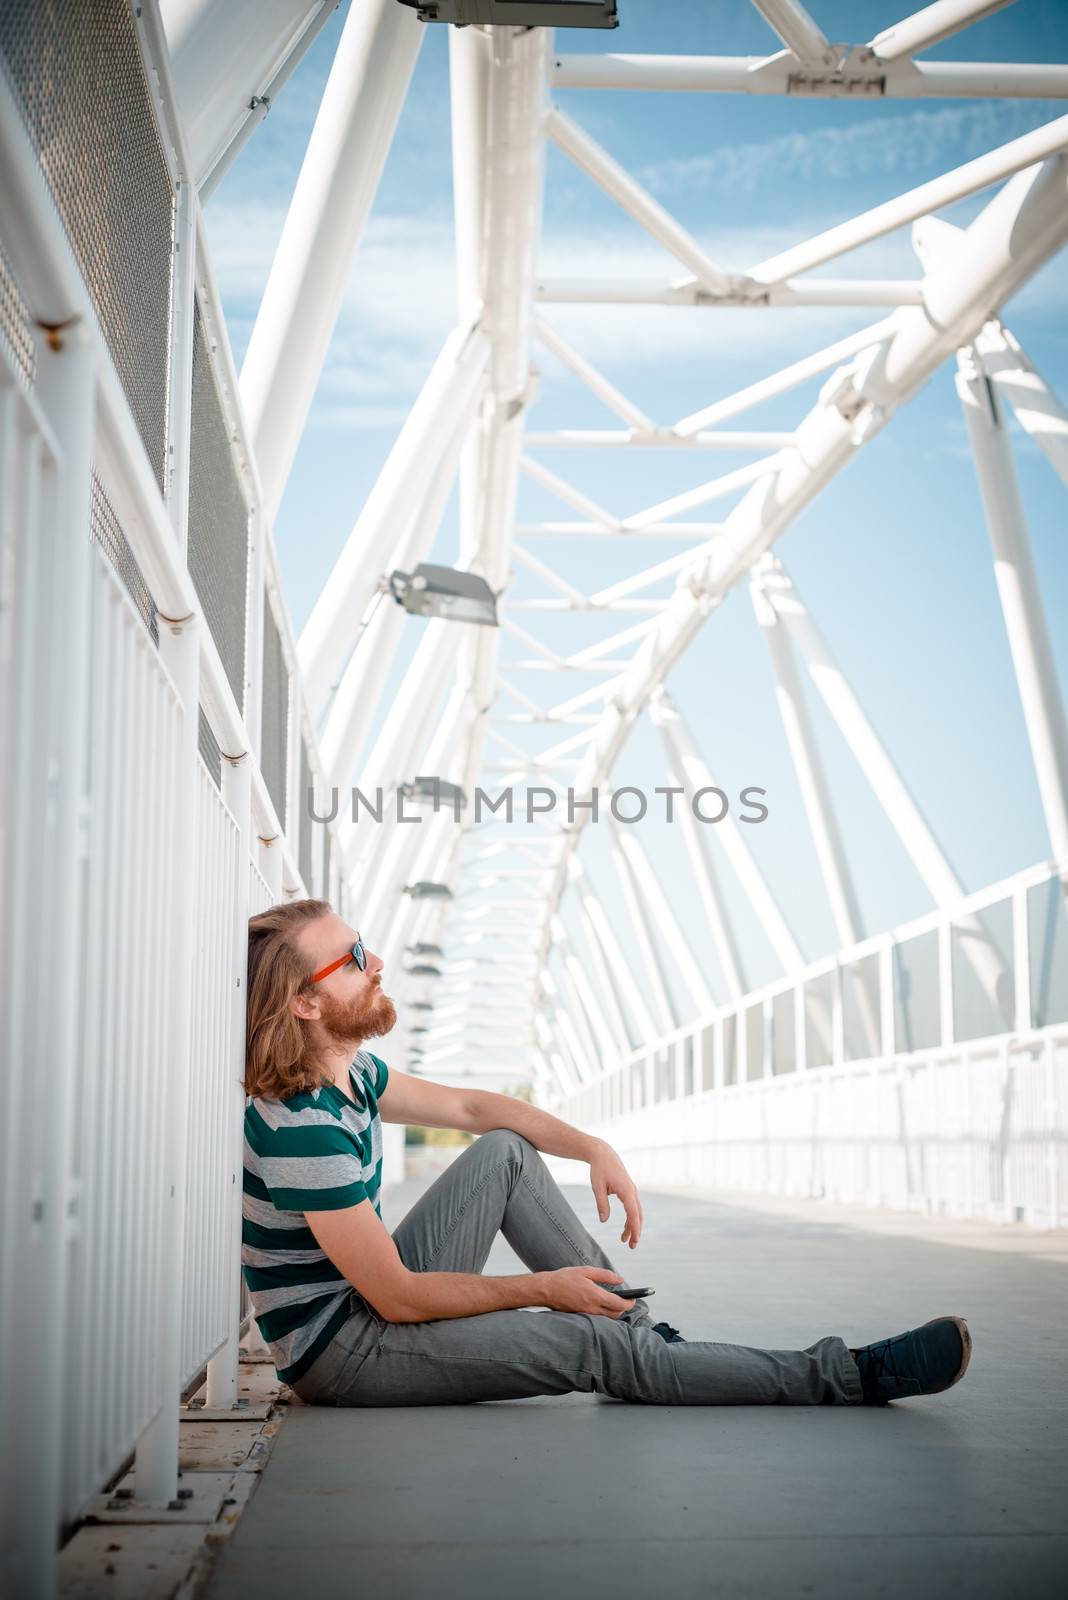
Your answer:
[389,563,498,628]
[404,881,454,899]
[407,942,445,958]
[410,1001,434,1012]
[397,1,617,25]
[399,777,467,811]
[408,963,443,977]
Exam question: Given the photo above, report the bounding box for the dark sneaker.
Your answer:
[852,1316,971,1405]
[651,1321,685,1344]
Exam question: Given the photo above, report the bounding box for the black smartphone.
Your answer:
[606,1286,654,1298]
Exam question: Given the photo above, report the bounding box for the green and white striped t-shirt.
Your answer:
[241,1049,389,1385]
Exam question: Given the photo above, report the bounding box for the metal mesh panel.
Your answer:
[198,706,222,790]
[299,739,313,890]
[188,298,250,712]
[89,474,159,646]
[260,594,289,828]
[0,0,175,487]
[0,243,34,386]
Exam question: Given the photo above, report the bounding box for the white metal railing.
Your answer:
[0,11,354,1596]
[561,1026,1068,1231]
[551,857,1068,1228]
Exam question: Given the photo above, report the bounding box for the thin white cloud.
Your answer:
[636,101,1064,198]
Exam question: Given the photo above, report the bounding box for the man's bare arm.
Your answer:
[305,1199,631,1324]
[307,1199,542,1320]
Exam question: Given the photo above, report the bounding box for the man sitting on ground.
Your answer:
[241,899,972,1410]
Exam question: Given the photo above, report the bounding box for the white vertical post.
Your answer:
[977,322,1068,493]
[166,175,197,548]
[259,831,284,901]
[244,507,267,764]
[938,918,955,1047]
[135,613,200,1502]
[957,347,1068,865]
[22,317,95,1600]
[206,751,252,1408]
[1012,881,1031,1033]
[239,0,424,523]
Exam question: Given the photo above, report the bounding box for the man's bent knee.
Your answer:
[475,1128,534,1166]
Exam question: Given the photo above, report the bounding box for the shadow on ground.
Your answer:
[204,1181,1068,1600]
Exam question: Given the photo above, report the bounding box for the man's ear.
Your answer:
[290,992,319,1021]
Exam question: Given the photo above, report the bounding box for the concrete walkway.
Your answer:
[204,1180,1068,1600]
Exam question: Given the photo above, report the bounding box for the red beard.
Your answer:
[317,982,397,1044]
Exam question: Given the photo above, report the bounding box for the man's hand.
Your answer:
[589,1140,643,1249]
[539,1266,634,1317]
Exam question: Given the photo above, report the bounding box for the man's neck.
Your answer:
[308,1038,364,1094]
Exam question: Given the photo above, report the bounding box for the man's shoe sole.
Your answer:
[920,1314,972,1393]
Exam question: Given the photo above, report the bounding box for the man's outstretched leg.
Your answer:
[314,1130,971,1409]
[390,1129,654,1331]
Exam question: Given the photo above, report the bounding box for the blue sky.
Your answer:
[205,1,1068,1003]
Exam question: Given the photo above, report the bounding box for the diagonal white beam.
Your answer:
[544,105,735,296]
[533,317,656,432]
[956,346,1068,863]
[300,322,489,717]
[570,863,655,1046]
[768,568,966,906]
[512,543,589,607]
[749,0,835,66]
[653,696,806,973]
[870,1,1018,63]
[977,321,1068,491]
[589,540,721,606]
[520,453,619,529]
[320,387,475,785]
[651,696,747,1000]
[610,814,716,1014]
[750,561,866,950]
[239,0,424,521]
[672,318,896,436]
[746,113,1068,287]
[623,455,785,528]
[607,821,679,1033]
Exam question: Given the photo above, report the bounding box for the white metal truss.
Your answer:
[201,2,1068,1087]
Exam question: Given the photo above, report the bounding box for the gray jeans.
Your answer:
[290,1130,863,1408]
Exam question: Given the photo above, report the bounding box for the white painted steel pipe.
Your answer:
[978,321,1068,492]
[134,615,201,1504]
[550,53,1068,99]
[750,0,834,64]
[747,114,1068,287]
[319,379,478,785]
[956,349,1068,865]
[160,0,334,189]
[206,752,253,1409]
[652,696,806,974]
[545,105,733,297]
[535,277,927,307]
[870,1,1017,63]
[653,699,747,1001]
[299,322,490,718]
[750,565,865,950]
[239,0,424,522]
